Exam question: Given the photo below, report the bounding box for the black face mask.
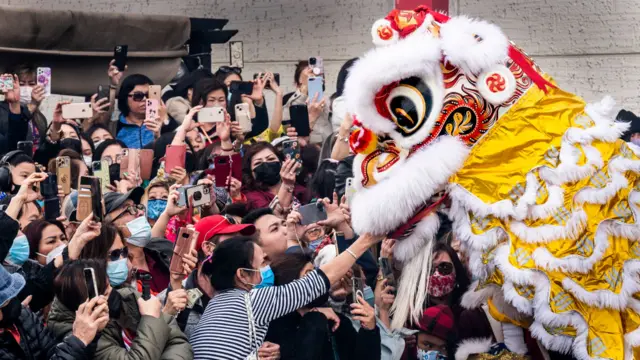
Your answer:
[107,289,122,319]
[0,298,22,327]
[305,291,330,309]
[109,164,121,184]
[254,161,281,187]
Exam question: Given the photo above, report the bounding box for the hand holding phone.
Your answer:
[234,103,252,133]
[289,105,311,137]
[165,145,186,174]
[62,103,93,119]
[199,107,225,123]
[170,228,198,274]
[352,277,365,304]
[84,268,99,300]
[56,156,71,195]
[307,76,324,102]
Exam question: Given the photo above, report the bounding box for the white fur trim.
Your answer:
[439,16,509,76]
[531,225,607,274]
[624,299,640,359]
[530,185,565,220]
[449,199,507,252]
[448,184,516,220]
[344,32,443,138]
[477,65,518,106]
[509,209,587,244]
[529,321,573,354]
[351,136,468,236]
[391,243,433,329]
[455,338,494,360]
[502,281,533,316]
[393,213,440,263]
[371,19,399,47]
[460,280,496,309]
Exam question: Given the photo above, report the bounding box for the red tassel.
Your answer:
[508,46,555,93]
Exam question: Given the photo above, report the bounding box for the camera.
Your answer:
[177,185,212,208]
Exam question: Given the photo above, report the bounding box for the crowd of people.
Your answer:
[0,51,515,360]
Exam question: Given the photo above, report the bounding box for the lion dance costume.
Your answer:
[345,5,640,360]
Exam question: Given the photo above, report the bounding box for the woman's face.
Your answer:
[304,225,325,243]
[19,202,41,229]
[81,138,93,157]
[186,130,205,152]
[224,73,242,88]
[60,124,78,140]
[108,233,133,274]
[204,89,227,109]
[91,128,113,144]
[127,84,150,116]
[148,186,169,201]
[36,224,67,265]
[11,161,35,188]
[297,67,313,89]
[417,333,447,354]
[101,144,123,165]
[250,148,280,180]
[244,243,266,286]
[433,251,454,276]
[298,262,315,279]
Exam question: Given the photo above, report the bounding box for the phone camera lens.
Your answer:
[193,191,202,201]
[309,57,316,65]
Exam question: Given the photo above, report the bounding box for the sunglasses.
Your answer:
[431,262,454,276]
[112,204,146,222]
[218,66,242,75]
[109,246,129,261]
[128,92,149,102]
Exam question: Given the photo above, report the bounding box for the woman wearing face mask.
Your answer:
[0,265,106,360]
[191,232,383,360]
[24,219,68,266]
[86,124,114,149]
[265,253,381,360]
[80,134,95,167]
[424,243,470,322]
[242,142,307,212]
[141,180,170,225]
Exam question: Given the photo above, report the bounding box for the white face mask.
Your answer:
[20,86,33,105]
[37,243,67,264]
[83,155,93,167]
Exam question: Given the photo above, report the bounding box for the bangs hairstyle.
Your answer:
[191,78,228,108]
[23,219,66,259]
[79,222,123,260]
[117,74,154,116]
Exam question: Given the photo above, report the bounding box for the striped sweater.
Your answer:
[191,269,330,359]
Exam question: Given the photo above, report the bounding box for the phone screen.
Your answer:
[298,202,327,226]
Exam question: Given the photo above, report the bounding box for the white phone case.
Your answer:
[199,107,225,123]
[62,103,93,119]
[235,103,252,132]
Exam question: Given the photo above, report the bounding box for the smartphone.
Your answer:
[177,185,191,207]
[62,103,93,119]
[268,196,279,210]
[230,153,242,181]
[213,156,232,187]
[126,149,140,178]
[114,45,128,72]
[378,257,396,288]
[84,268,98,299]
[165,144,186,174]
[229,81,254,96]
[186,185,211,208]
[298,201,327,226]
[40,173,57,198]
[253,73,280,88]
[282,139,301,175]
[44,197,60,221]
[97,85,110,103]
[0,74,13,92]
[148,85,162,101]
[234,103,252,133]
[170,227,198,274]
[199,107,225,123]
[309,56,324,76]
[36,67,51,96]
[139,273,152,300]
[352,277,365,304]
[289,105,311,137]
[89,176,104,222]
[56,156,71,195]
[120,149,130,179]
[308,76,324,102]
[17,141,33,158]
[345,177,357,206]
[77,176,93,221]
[139,149,153,181]
[92,160,110,193]
[145,99,159,122]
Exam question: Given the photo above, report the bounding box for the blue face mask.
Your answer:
[36,199,45,208]
[255,265,275,289]
[146,199,167,220]
[6,235,29,266]
[363,285,375,308]
[107,258,129,286]
[125,216,152,247]
[417,349,447,360]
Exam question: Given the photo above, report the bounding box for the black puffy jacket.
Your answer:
[0,306,90,360]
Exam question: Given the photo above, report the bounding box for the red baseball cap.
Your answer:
[195,215,255,250]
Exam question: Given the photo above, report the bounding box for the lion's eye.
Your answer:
[386,77,433,136]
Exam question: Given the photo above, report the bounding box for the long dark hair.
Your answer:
[241,142,283,192]
[117,74,154,116]
[271,252,313,286]
[79,222,122,260]
[54,259,108,311]
[431,242,470,308]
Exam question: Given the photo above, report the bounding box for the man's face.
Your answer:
[108,199,143,227]
[254,214,289,261]
[19,202,41,229]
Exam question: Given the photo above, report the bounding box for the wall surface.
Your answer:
[1,0,638,116]
[453,0,640,113]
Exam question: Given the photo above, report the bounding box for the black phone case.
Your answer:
[114,45,128,71]
[97,85,110,102]
[90,177,104,221]
[290,105,311,137]
[44,198,60,221]
[40,174,58,198]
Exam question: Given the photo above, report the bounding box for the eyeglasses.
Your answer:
[109,246,129,261]
[431,262,454,276]
[304,227,324,240]
[112,204,146,222]
[128,92,149,102]
[218,66,242,75]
